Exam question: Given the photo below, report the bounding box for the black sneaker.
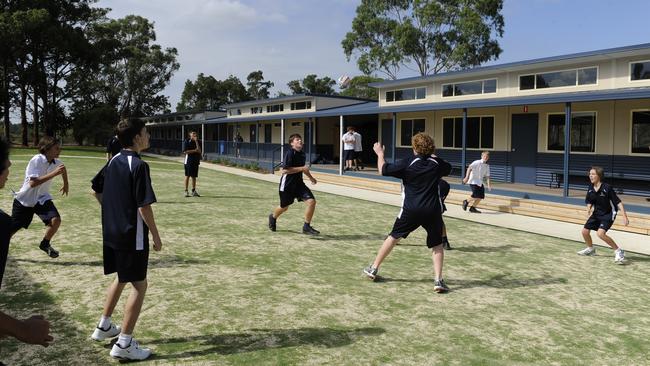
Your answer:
[363,266,378,280]
[302,224,320,235]
[434,279,449,293]
[469,206,481,213]
[39,243,59,258]
[184,191,190,198]
[192,190,200,197]
[462,199,469,211]
[268,214,277,232]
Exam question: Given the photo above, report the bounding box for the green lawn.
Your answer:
[1,148,649,365]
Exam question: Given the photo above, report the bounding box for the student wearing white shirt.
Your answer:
[462,151,491,213]
[341,127,356,171]
[353,128,363,171]
[11,137,69,258]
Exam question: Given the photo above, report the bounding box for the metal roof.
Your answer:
[199,87,650,125]
[370,43,650,88]
[223,93,374,108]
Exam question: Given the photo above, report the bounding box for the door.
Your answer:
[510,113,538,184]
[381,119,394,160]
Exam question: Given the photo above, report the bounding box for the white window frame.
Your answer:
[397,118,427,147]
[440,115,496,150]
[441,78,498,98]
[544,111,598,154]
[385,86,427,103]
[629,60,650,82]
[519,66,599,91]
[629,109,650,155]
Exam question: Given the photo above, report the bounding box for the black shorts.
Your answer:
[389,210,443,248]
[354,151,362,159]
[11,199,60,229]
[343,150,355,162]
[470,184,485,199]
[279,184,315,208]
[439,180,450,213]
[103,246,149,283]
[584,215,615,232]
[184,163,199,178]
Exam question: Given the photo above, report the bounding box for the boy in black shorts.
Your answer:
[183,131,201,197]
[90,118,162,360]
[439,179,452,250]
[363,133,452,293]
[268,133,320,235]
[11,136,68,258]
[577,166,629,264]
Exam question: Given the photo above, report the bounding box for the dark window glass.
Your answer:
[416,87,426,99]
[386,91,394,102]
[401,120,413,146]
[547,113,595,152]
[466,117,480,148]
[455,81,483,96]
[290,101,310,110]
[394,90,404,101]
[578,68,597,85]
[442,84,454,97]
[536,70,576,88]
[483,79,497,93]
[399,89,414,101]
[454,117,463,148]
[264,124,272,143]
[413,119,425,134]
[520,75,535,90]
[481,117,494,149]
[547,114,565,151]
[250,125,256,142]
[631,62,650,80]
[443,118,454,147]
[632,111,650,153]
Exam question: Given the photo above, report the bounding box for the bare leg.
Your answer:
[273,206,288,219]
[471,198,482,208]
[44,217,61,241]
[372,236,400,269]
[431,244,444,280]
[121,280,147,335]
[581,228,593,247]
[102,278,127,317]
[191,177,197,190]
[596,229,619,250]
[184,176,189,191]
[304,199,316,224]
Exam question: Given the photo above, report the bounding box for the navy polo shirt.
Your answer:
[0,209,11,289]
[279,148,306,191]
[382,155,452,213]
[106,136,122,157]
[585,182,621,220]
[102,150,156,250]
[182,139,201,165]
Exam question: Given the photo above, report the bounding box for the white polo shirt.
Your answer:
[353,132,363,152]
[342,132,356,150]
[15,154,62,207]
[467,159,490,186]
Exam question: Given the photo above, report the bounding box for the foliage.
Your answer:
[287,74,337,95]
[176,74,252,112]
[339,75,384,100]
[342,0,505,78]
[246,70,274,100]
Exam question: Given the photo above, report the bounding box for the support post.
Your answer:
[280,118,285,162]
[256,121,260,162]
[181,124,185,152]
[339,115,344,175]
[201,123,205,159]
[461,108,468,176]
[563,102,572,197]
[391,112,397,163]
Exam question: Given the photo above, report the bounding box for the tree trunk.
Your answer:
[2,62,10,142]
[20,84,27,146]
[32,86,39,145]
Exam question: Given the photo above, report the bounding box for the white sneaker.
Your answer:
[615,249,626,264]
[91,323,120,341]
[577,247,596,256]
[110,338,152,360]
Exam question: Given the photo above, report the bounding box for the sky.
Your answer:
[95,0,650,112]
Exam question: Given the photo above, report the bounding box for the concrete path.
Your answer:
[146,153,650,255]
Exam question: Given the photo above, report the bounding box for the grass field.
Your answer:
[1,148,649,365]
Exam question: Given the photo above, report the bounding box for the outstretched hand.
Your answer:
[373,142,385,155]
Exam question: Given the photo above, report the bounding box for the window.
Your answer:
[400,119,426,146]
[266,104,284,113]
[251,107,263,114]
[264,124,272,143]
[547,112,596,152]
[250,125,256,142]
[386,87,426,102]
[229,109,241,116]
[442,116,494,149]
[632,111,650,153]
[441,79,497,97]
[519,67,597,90]
[631,61,650,81]
[290,101,312,110]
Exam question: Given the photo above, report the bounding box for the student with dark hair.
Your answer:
[183,130,201,197]
[11,136,68,258]
[363,133,452,293]
[90,118,162,360]
[0,139,54,350]
[268,133,320,235]
[106,131,122,161]
[577,166,629,264]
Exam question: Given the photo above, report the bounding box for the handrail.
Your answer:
[271,145,284,175]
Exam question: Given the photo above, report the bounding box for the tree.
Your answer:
[246,70,274,100]
[340,75,384,100]
[176,74,251,112]
[287,74,337,95]
[342,0,505,79]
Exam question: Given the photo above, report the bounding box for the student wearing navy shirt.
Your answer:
[577,166,629,264]
[0,140,54,350]
[439,179,452,250]
[182,131,201,197]
[268,133,320,235]
[90,118,162,361]
[364,133,452,293]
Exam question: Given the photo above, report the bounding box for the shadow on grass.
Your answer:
[14,255,210,268]
[148,327,385,360]
[451,244,519,253]
[156,196,264,203]
[375,274,568,290]
[311,233,387,241]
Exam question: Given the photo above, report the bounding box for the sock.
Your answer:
[615,248,622,253]
[192,189,196,192]
[98,315,111,330]
[117,333,132,348]
[40,238,50,248]
[303,222,310,228]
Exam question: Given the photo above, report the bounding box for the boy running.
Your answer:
[268,133,320,235]
[183,130,202,197]
[90,118,162,360]
[462,151,491,213]
[11,137,68,258]
[363,133,452,293]
[577,166,629,264]
[439,179,452,250]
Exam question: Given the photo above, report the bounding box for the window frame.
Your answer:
[441,78,498,98]
[290,101,312,110]
[398,118,427,147]
[385,86,427,103]
[545,111,598,154]
[629,60,650,82]
[519,66,599,91]
[440,115,496,150]
[630,109,650,155]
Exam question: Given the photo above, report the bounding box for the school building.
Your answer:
[147,43,650,198]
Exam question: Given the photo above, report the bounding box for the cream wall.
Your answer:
[315,97,364,110]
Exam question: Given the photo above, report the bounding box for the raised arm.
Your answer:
[373,142,386,174]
